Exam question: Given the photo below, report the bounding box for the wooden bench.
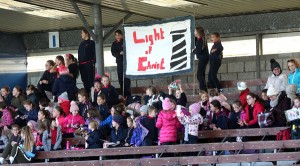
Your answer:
[30,140,300,165]
[61,137,85,149]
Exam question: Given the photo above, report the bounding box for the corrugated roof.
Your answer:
[0,0,299,33]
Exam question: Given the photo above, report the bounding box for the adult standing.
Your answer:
[78,28,95,94]
[192,26,209,92]
[287,58,300,93]
[264,59,287,92]
[111,30,131,98]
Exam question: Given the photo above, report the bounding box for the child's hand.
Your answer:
[211,49,217,53]
[66,124,70,128]
[209,124,216,129]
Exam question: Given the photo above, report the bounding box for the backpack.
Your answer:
[276,129,291,140]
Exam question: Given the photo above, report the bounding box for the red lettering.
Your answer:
[149,35,154,45]
[148,46,152,54]
[154,29,160,40]
[133,31,145,44]
[137,57,147,71]
[160,58,165,69]
[145,35,148,43]
[160,28,165,40]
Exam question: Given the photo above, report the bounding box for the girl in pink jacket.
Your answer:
[63,101,85,138]
[156,98,181,145]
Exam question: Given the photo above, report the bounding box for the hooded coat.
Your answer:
[156,110,181,144]
[52,75,78,101]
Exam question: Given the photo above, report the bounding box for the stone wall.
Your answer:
[27,52,300,95]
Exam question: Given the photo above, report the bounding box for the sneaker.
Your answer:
[9,156,14,164]
[0,157,4,165]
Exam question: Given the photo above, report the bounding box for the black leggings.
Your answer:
[79,62,95,94]
[208,59,222,92]
[197,57,209,92]
[117,62,131,97]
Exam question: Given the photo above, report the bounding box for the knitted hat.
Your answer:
[127,102,141,112]
[162,98,173,110]
[70,101,79,113]
[189,103,201,115]
[270,59,281,74]
[58,92,69,102]
[112,115,123,125]
[237,82,247,91]
[267,84,280,96]
[140,105,149,113]
[58,65,69,75]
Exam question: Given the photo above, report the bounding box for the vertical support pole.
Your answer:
[256,34,262,91]
[94,4,105,76]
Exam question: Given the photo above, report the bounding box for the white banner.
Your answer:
[124,16,194,78]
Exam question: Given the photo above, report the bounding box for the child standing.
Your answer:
[77,90,93,119]
[178,103,203,144]
[9,126,37,164]
[208,32,223,94]
[156,98,181,145]
[58,92,70,116]
[168,83,187,107]
[50,118,62,150]
[64,101,85,138]
[140,106,158,146]
[210,100,228,130]
[130,117,148,147]
[96,94,109,120]
[193,26,209,92]
[0,101,15,128]
[100,75,118,109]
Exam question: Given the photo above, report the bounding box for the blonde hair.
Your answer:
[199,90,209,100]
[89,120,99,130]
[21,126,35,151]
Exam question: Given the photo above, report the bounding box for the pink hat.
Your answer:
[70,101,79,113]
[163,98,173,110]
[58,65,69,75]
[189,103,200,115]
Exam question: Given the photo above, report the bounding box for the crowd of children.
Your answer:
[0,29,299,164]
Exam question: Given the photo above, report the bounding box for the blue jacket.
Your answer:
[86,129,103,149]
[100,115,112,128]
[288,68,300,93]
[24,108,39,122]
[110,126,126,145]
[97,104,109,120]
[130,128,143,146]
[52,75,78,101]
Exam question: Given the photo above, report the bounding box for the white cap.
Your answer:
[237,82,247,91]
[267,84,280,96]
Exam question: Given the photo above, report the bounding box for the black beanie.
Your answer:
[270,59,282,75]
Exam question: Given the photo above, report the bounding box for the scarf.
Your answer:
[270,92,280,108]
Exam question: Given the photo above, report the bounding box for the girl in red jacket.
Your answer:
[239,93,264,128]
[63,101,85,138]
[156,98,181,145]
[52,106,65,133]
